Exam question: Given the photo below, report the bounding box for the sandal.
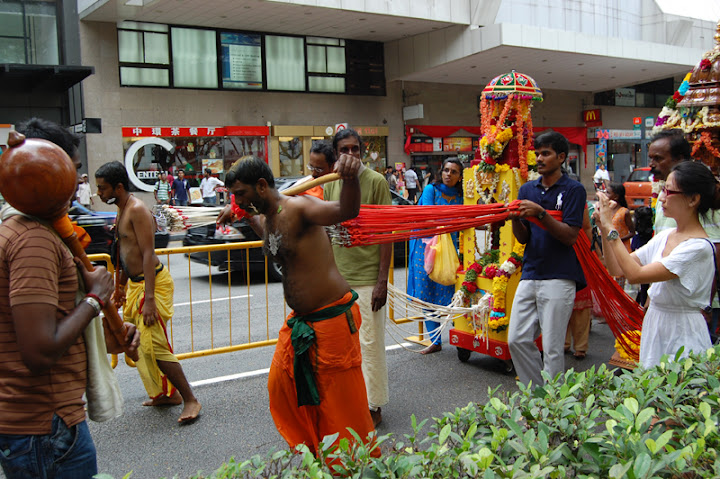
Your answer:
[573,352,586,360]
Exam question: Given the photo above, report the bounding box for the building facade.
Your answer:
[54,1,720,196]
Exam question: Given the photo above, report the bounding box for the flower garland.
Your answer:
[692,131,720,159]
[651,179,664,210]
[615,330,641,361]
[478,126,514,162]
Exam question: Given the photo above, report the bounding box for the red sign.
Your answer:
[122,127,226,138]
[633,117,642,125]
[225,126,269,136]
[582,109,602,127]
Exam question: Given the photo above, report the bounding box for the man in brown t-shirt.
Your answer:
[0,119,140,479]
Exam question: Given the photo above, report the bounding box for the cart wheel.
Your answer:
[503,360,515,375]
[457,347,472,362]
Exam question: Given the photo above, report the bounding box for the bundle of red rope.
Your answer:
[335,200,644,360]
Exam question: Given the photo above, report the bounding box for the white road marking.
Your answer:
[174,295,251,307]
[190,342,412,387]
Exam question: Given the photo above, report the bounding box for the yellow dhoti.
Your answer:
[124,266,178,399]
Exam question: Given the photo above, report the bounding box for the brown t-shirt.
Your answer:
[0,216,87,434]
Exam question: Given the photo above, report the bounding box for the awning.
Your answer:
[0,64,94,93]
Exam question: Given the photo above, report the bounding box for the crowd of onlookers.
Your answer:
[383,165,435,204]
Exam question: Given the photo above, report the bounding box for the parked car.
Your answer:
[623,167,653,210]
[70,202,170,257]
[183,180,412,280]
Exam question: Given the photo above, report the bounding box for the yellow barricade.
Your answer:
[88,239,412,365]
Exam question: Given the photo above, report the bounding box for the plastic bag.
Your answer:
[423,236,438,275]
[428,233,459,286]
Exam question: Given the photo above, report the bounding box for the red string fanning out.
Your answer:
[339,201,643,359]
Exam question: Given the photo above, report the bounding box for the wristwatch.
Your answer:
[536,209,547,220]
[606,229,620,241]
[83,296,103,316]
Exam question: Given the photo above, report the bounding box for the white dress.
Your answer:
[635,229,714,368]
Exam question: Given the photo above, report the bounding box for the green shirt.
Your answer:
[154,180,171,201]
[324,167,392,286]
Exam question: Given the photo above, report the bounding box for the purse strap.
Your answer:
[703,238,720,311]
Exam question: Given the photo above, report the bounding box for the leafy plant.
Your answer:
[101,346,720,479]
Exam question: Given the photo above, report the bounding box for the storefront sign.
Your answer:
[582,109,602,127]
[442,137,473,151]
[122,127,225,137]
[596,129,642,140]
[124,137,174,192]
[615,88,636,107]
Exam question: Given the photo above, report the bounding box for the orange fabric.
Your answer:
[268,291,377,457]
[72,224,92,249]
[611,207,632,252]
[302,185,324,200]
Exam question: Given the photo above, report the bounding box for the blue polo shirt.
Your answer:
[517,172,586,290]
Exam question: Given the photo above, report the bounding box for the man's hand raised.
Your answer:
[334,154,361,181]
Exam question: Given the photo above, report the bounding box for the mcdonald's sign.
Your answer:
[583,109,602,127]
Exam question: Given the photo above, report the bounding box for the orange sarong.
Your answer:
[268,291,376,456]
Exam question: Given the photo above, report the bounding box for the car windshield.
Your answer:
[627,169,651,182]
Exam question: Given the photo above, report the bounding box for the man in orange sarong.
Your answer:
[223,154,376,456]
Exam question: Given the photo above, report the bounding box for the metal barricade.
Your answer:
[88,239,414,364]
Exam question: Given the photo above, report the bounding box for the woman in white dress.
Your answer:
[595,161,717,368]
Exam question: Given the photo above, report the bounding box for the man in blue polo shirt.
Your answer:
[507,131,586,388]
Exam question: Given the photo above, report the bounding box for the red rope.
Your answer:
[341,201,643,359]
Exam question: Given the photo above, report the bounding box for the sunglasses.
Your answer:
[662,186,683,196]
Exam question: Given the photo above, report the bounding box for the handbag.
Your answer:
[428,233,459,286]
[423,236,438,275]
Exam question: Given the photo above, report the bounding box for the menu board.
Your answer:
[443,137,473,151]
[221,33,263,89]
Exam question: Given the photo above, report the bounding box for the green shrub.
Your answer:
[103,346,720,479]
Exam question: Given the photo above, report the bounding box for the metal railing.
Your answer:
[88,239,414,363]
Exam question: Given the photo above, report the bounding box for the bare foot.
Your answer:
[178,400,202,424]
[420,343,442,355]
[142,391,182,407]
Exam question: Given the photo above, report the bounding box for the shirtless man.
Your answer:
[224,155,376,455]
[95,161,201,423]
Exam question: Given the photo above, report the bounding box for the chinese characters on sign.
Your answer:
[121,127,225,137]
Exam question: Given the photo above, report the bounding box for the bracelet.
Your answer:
[85,293,105,309]
[83,296,103,316]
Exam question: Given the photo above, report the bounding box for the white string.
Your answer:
[384,284,491,353]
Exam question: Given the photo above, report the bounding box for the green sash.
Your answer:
[287,290,359,407]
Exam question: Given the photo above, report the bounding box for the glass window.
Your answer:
[118,21,169,86]
[144,32,169,64]
[326,46,345,74]
[118,21,167,33]
[0,38,25,63]
[307,45,326,73]
[309,76,344,93]
[118,30,143,63]
[266,35,305,91]
[363,136,387,172]
[25,2,58,64]
[120,67,170,87]
[171,27,218,89]
[278,137,303,177]
[223,136,266,171]
[0,1,59,65]
[0,3,23,37]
